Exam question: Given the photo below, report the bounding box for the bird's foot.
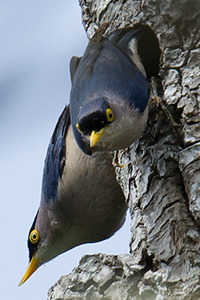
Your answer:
[112,151,124,168]
[150,77,181,129]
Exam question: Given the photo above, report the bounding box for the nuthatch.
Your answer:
[19,105,127,285]
[70,24,160,155]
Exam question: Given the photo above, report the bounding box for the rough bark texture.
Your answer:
[48,0,200,299]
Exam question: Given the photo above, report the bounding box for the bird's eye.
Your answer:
[76,123,83,133]
[29,229,39,244]
[106,108,115,123]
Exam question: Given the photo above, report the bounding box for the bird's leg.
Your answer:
[150,77,181,128]
[112,151,124,168]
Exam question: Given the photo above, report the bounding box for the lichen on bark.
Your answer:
[48,0,200,299]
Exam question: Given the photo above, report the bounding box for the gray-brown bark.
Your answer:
[48,0,200,299]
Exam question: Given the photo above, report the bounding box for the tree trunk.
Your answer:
[48,0,200,299]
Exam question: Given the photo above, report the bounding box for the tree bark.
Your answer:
[48,0,200,299]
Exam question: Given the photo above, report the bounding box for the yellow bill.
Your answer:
[19,254,39,286]
[90,128,105,147]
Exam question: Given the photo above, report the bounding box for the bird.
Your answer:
[19,105,127,286]
[69,23,160,156]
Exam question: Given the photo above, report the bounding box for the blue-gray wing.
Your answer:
[70,56,82,82]
[42,105,70,202]
[107,24,161,79]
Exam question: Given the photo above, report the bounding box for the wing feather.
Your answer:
[42,106,70,202]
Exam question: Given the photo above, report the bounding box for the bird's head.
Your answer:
[19,202,79,286]
[18,207,54,285]
[76,97,115,149]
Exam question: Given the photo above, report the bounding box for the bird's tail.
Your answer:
[89,23,109,45]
